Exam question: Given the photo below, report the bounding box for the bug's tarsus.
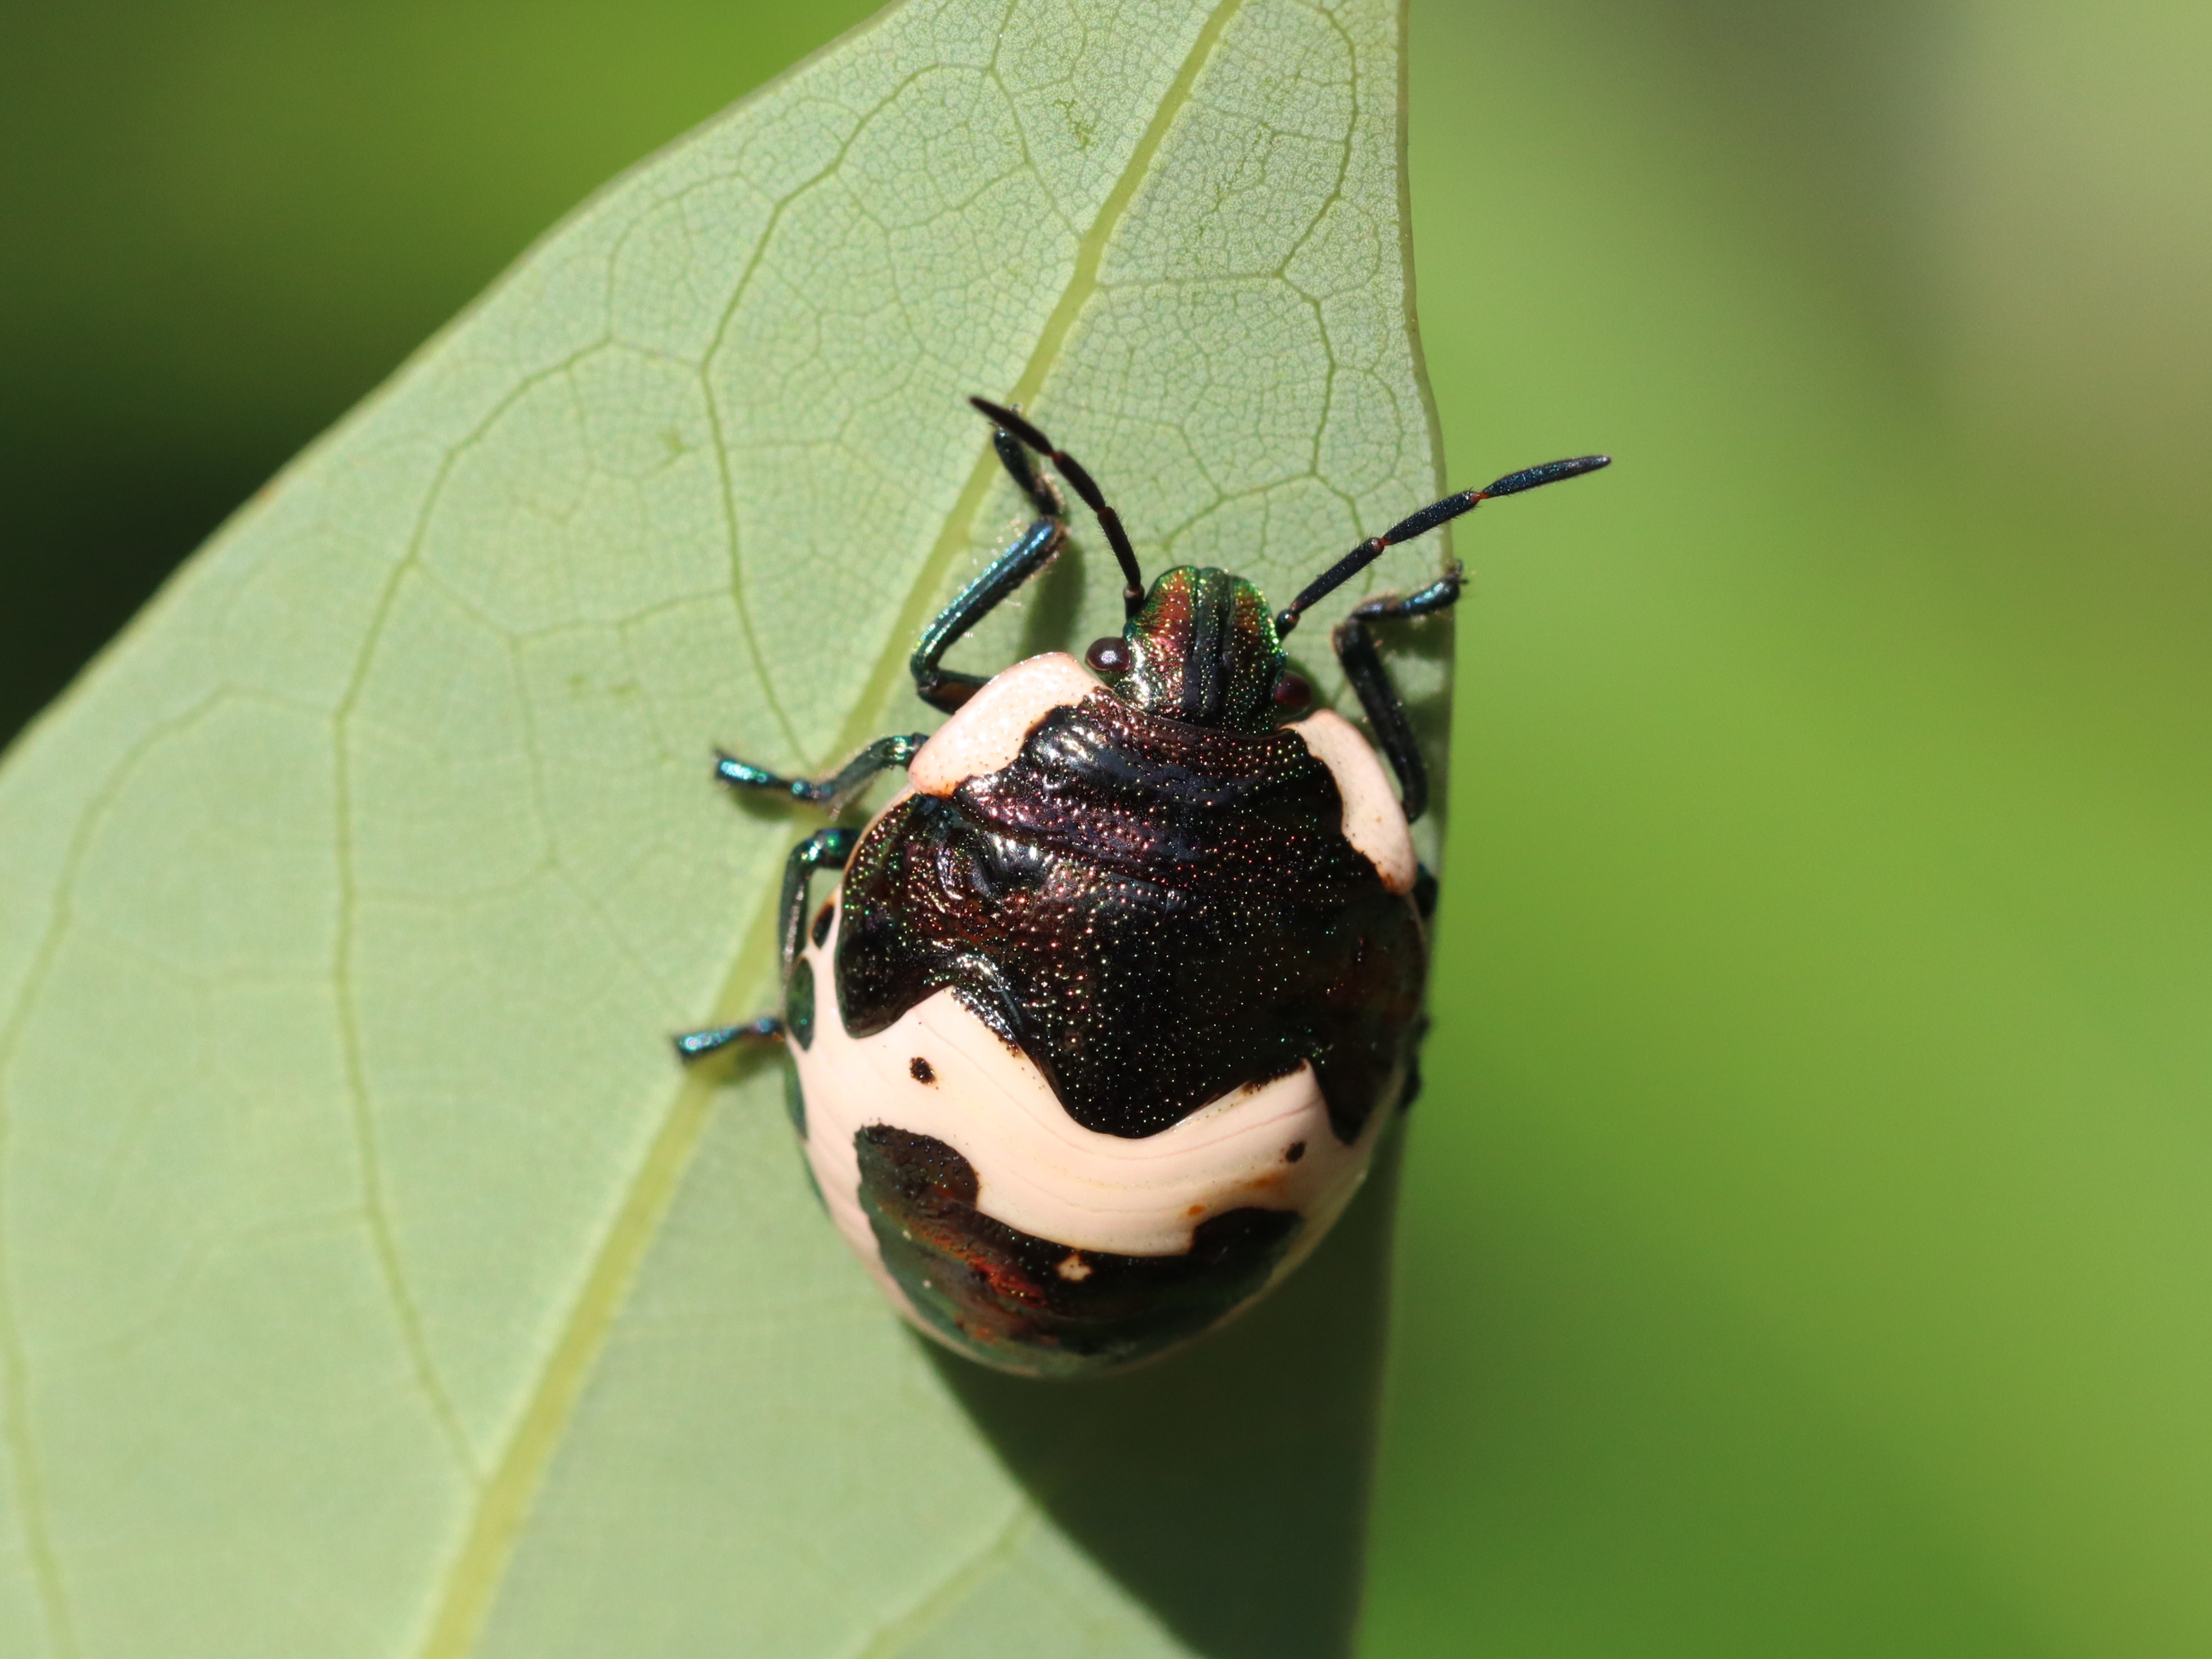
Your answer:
[1275,453,1610,637]
[970,395,1147,618]
[673,816,860,1065]
[1331,567,1464,824]
[716,733,928,817]
[672,1016,784,1063]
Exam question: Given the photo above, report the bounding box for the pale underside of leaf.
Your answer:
[0,0,1445,1654]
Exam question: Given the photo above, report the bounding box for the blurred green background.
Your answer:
[3,1,2206,1654]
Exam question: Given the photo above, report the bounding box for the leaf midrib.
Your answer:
[410,2,1248,1652]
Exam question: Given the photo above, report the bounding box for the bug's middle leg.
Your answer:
[1331,568,1463,825]
[672,826,858,1062]
[911,424,1068,714]
[772,825,857,974]
[715,734,928,817]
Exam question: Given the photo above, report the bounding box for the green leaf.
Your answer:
[0,0,1446,1653]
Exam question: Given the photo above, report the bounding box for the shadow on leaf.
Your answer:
[928,1132,1404,1659]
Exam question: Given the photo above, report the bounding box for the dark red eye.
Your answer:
[1271,671,1311,711]
[1086,637,1130,673]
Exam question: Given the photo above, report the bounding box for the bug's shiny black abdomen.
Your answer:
[834,691,1427,1142]
[857,1126,1303,1376]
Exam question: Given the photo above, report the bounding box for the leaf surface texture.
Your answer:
[0,1,1444,1652]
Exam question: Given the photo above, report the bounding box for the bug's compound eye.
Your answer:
[1085,636,1131,675]
[1271,671,1311,712]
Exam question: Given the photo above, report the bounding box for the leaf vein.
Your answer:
[404,5,1256,1651]
[327,361,594,1490]
[0,688,237,1659]
[698,58,947,768]
[842,1502,1039,1659]
[821,0,1249,767]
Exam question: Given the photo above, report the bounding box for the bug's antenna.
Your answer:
[970,397,1147,617]
[1274,455,1611,636]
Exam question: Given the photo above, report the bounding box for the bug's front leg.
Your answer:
[672,826,858,1062]
[911,424,1068,713]
[1330,567,1462,825]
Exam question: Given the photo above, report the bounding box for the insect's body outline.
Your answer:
[680,398,1606,1375]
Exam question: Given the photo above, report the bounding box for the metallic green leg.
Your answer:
[1330,569,1462,825]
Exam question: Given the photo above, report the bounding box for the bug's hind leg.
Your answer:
[672,1017,783,1062]
[716,734,928,817]
[672,826,858,1064]
[1331,568,1463,825]
[911,421,1069,714]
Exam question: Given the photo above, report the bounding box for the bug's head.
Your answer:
[1085,567,1298,732]
[968,393,1609,734]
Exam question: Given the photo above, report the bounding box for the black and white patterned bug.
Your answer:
[679,397,1606,1375]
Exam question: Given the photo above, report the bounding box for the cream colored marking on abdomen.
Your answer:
[909,651,1099,795]
[789,905,1387,1289]
[1290,709,1417,893]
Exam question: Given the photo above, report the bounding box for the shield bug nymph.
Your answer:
[678,397,1607,1376]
